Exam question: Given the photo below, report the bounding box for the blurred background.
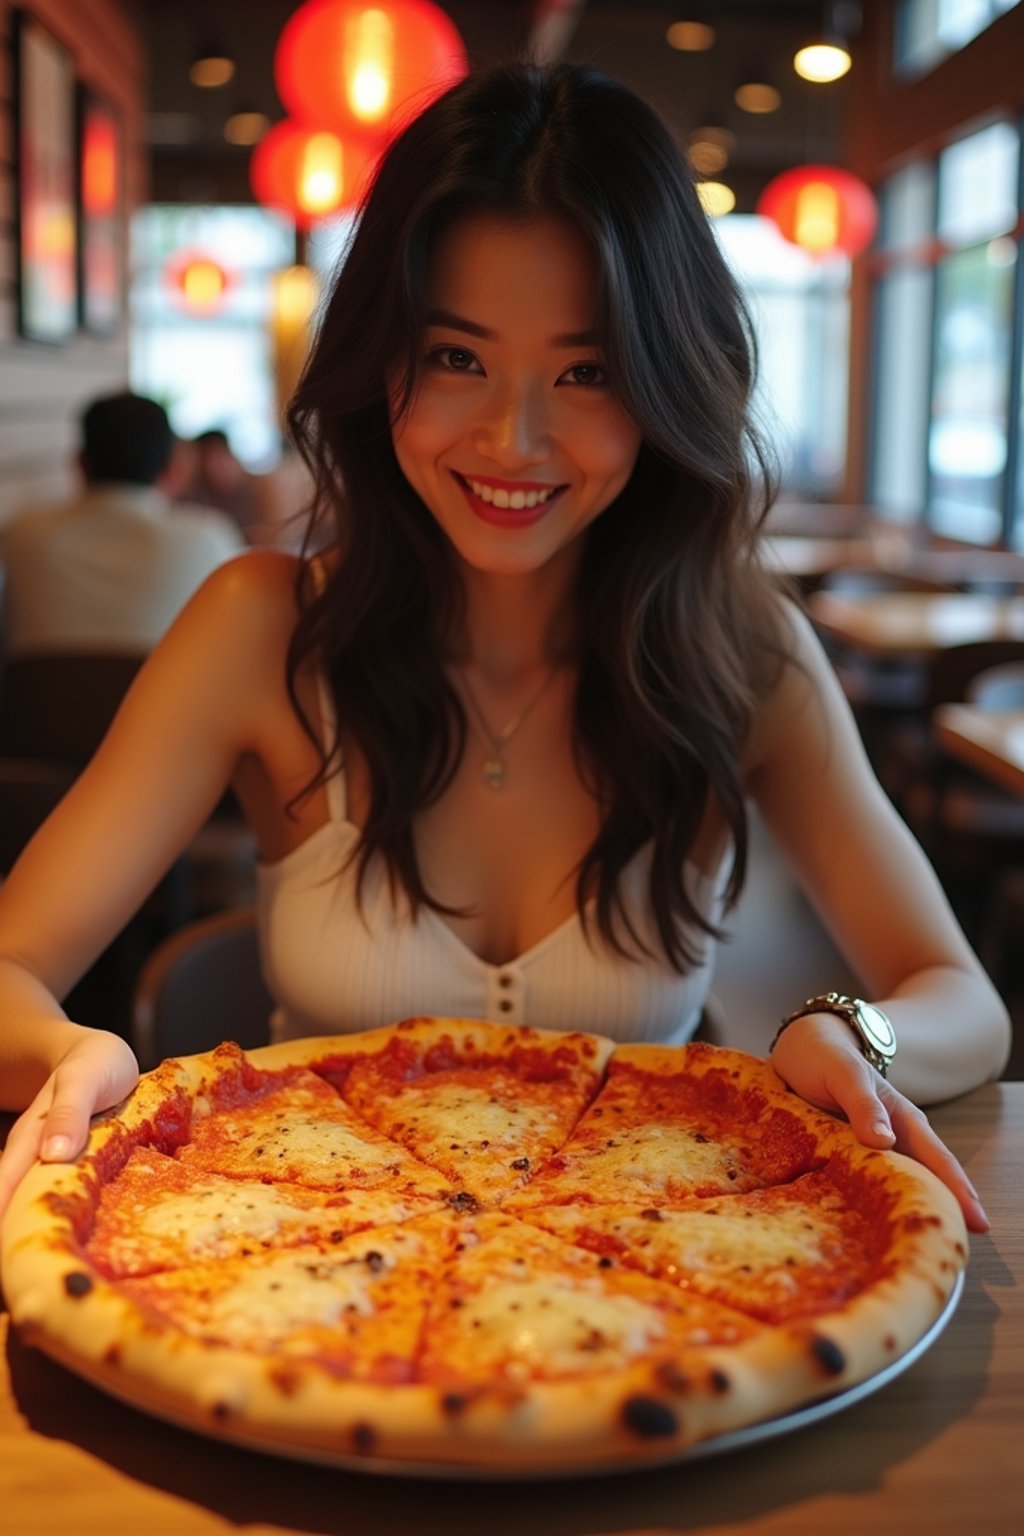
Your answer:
[1,0,1023,1067]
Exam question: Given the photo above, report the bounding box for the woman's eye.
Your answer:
[559,361,607,387]
[427,346,480,374]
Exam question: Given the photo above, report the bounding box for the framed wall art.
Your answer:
[13,10,78,344]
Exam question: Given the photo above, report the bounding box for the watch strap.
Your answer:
[772,992,895,1078]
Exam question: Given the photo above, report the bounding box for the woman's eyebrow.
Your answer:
[425,308,598,348]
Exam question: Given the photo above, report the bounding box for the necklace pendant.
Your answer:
[482,754,508,789]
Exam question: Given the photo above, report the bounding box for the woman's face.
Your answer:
[391,213,642,579]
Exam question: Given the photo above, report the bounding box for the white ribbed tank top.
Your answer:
[256,676,729,1044]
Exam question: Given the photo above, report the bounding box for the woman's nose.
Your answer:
[472,381,551,465]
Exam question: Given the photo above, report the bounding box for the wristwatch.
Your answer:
[773,992,897,1078]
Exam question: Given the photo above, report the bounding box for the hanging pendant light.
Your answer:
[274,0,468,145]
[250,120,376,230]
[757,165,877,258]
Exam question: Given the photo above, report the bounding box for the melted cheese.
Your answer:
[534,1124,763,1198]
[456,1278,667,1379]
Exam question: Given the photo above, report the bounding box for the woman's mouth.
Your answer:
[453,472,567,526]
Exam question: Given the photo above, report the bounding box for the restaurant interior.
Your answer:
[1,0,1021,1073]
[0,5,1022,1532]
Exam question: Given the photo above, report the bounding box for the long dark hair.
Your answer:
[286,59,788,972]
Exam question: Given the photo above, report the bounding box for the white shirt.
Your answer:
[0,483,245,654]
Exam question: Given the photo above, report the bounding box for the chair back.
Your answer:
[131,906,273,1070]
[0,652,143,765]
[0,759,75,873]
[925,640,1024,710]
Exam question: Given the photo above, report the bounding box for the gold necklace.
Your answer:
[458,665,559,789]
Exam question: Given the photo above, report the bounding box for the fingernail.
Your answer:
[41,1136,71,1160]
[872,1121,896,1141]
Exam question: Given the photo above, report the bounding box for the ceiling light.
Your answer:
[224,110,270,146]
[735,81,782,113]
[666,20,715,51]
[689,138,729,175]
[190,39,235,89]
[697,181,736,217]
[793,43,851,82]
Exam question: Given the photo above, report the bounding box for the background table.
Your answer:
[934,706,1024,797]
[2,1083,1022,1536]
[808,591,1024,655]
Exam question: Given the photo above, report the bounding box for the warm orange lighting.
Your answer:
[757,165,877,258]
[666,20,715,51]
[250,119,376,229]
[81,111,118,215]
[735,82,781,114]
[793,43,851,82]
[166,252,233,314]
[274,0,468,143]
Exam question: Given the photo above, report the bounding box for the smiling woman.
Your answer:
[391,215,642,578]
[0,61,1009,1246]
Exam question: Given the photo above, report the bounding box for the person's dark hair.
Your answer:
[81,392,174,485]
[287,59,789,972]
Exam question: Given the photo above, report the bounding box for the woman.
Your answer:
[0,62,1008,1227]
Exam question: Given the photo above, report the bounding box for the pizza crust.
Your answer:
[0,1025,969,1472]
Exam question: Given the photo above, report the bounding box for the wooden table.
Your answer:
[2,1084,1022,1536]
[808,590,1024,655]
[934,706,1024,797]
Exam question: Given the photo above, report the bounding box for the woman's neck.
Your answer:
[452,552,581,684]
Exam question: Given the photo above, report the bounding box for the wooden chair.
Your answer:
[0,652,143,765]
[0,759,75,874]
[131,906,273,1070]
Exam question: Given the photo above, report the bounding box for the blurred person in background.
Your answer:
[0,393,244,655]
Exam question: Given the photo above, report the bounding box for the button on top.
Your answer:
[498,973,513,989]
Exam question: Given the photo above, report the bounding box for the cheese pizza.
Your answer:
[0,1019,968,1473]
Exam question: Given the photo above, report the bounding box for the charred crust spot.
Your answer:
[445,1191,480,1212]
[268,1365,302,1397]
[103,1343,122,1368]
[654,1361,692,1394]
[597,1255,614,1269]
[639,1208,663,1222]
[63,1271,94,1299]
[211,1401,233,1422]
[709,1369,731,1395]
[441,1391,470,1417]
[363,1250,385,1273]
[883,1334,898,1352]
[510,1157,530,1171]
[622,1395,679,1439]
[351,1421,377,1453]
[811,1335,846,1376]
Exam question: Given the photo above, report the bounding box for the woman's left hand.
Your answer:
[770,1013,990,1235]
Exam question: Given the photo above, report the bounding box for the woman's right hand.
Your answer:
[0,1029,139,1222]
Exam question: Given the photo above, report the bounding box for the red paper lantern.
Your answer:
[756,165,878,258]
[274,0,468,144]
[250,120,375,229]
[165,251,233,315]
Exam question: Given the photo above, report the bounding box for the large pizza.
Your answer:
[0,1018,967,1474]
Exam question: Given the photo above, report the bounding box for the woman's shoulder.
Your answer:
[742,595,836,779]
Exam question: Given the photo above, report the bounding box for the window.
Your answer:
[131,206,296,468]
[868,121,1023,545]
[715,215,850,498]
[895,0,1020,78]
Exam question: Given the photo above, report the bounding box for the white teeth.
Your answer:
[467,478,557,508]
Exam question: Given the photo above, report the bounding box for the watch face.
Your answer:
[857,1003,896,1056]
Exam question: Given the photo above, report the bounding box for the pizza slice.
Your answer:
[174,1043,455,1197]
[118,1214,454,1382]
[86,1146,448,1278]
[416,1211,765,1387]
[509,1042,840,1207]
[311,1017,615,1203]
[511,1167,888,1324]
